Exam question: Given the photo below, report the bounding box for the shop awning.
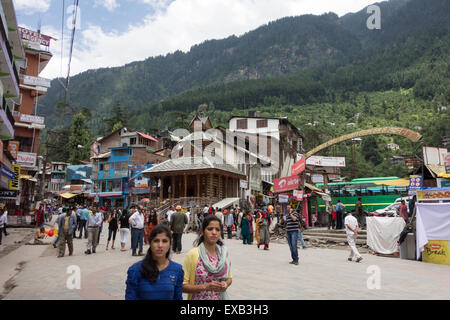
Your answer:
[60,192,77,199]
[373,178,410,187]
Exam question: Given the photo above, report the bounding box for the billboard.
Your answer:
[17,152,37,167]
[273,175,300,193]
[291,156,305,175]
[306,156,346,167]
[9,165,20,190]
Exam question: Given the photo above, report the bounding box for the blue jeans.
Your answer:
[298,230,307,248]
[131,228,144,254]
[286,231,299,263]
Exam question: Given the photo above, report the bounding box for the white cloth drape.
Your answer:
[416,203,450,260]
[366,217,406,254]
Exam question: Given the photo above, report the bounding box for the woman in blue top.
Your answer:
[125,224,184,300]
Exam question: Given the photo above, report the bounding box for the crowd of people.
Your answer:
[25,199,370,300]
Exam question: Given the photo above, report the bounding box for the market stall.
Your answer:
[416,201,450,265]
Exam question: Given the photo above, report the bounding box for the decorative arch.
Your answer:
[305,127,422,159]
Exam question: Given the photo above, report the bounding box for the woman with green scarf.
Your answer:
[182,215,232,300]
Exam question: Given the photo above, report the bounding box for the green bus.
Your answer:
[315,177,410,213]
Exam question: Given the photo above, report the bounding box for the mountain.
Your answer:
[40,0,450,174]
[40,11,364,133]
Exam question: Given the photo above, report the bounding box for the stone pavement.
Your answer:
[1,221,450,300]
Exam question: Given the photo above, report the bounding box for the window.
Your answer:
[236,119,248,130]
[99,164,104,171]
[130,138,136,145]
[257,119,268,128]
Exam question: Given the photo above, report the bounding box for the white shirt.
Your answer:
[129,211,145,229]
[185,211,191,221]
[203,206,209,214]
[345,215,358,236]
[167,210,175,223]
[215,211,223,225]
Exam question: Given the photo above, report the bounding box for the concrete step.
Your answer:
[303,234,367,245]
[304,228,367,235]
[303,232,366,240]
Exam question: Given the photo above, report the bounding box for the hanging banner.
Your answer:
[9,165,20,190]
[306,156,346,167]
[445,154,450,174]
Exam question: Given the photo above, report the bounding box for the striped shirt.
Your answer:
[285,211,300,232]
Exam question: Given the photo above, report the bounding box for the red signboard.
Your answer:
[292,157,306,176]
[274,175,300,193]
[8,141,19,159]
[445,153,450,174]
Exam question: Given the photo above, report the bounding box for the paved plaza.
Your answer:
[1,219,449,300]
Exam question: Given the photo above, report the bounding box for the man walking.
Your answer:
[57,207,77,258]
[129,205,145,256]
[345,211,363,262]
[326,201,335,230]
[170,205,188,254]
[285,205,300,265]
[85,206,102,254]
[223,209,234,239]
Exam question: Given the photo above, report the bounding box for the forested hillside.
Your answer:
[41,0,450,179]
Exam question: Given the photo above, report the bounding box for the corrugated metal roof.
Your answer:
[142,157,245,177]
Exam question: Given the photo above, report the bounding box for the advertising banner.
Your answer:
[273,175,300,193]
[17,152,37,167]
[306,156,346,167]
[9,165,20,190]
[291,156,305,176]
[8,141,19,159]
[409,175,423,190]
[417,188,450,201]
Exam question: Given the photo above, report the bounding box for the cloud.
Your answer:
[40,0,376,79]
[93,0,120,12]
[13,0,51,14]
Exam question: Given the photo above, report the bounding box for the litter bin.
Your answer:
[400,233,416,260]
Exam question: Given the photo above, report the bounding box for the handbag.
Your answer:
[332,211,337,220]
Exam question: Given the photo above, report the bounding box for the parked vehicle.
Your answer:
[374,196,412,217]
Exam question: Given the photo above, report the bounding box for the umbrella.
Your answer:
[141,198,150,202]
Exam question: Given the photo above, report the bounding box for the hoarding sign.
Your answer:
[445,153,450,174]
[22,75,51,88]
[278,194,289,203]
[409,175,423,190]
[291,156,305,175]
[417,188,450,201]
[306,156,346,167]
[8,141,19,159]
[18,27,55,47]
[273,175,300,193]
[9,165,20,190]
[17,152,37,167]
[19,113,45,125]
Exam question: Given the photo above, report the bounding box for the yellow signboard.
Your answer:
[423,240,450,266]
[9,164,20,190]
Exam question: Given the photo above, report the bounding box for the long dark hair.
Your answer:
[193,215,224,247]
[149,209,158,224]
[141,225,172,283]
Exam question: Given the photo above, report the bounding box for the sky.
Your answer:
[13,0,379,80]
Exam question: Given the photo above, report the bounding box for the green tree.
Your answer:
[68,113,91,164]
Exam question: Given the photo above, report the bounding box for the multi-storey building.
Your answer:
[90,131,167,209]
[12,25,53,210]
[0,1,25,211]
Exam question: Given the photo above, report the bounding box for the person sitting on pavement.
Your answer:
[34,227,46,245]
